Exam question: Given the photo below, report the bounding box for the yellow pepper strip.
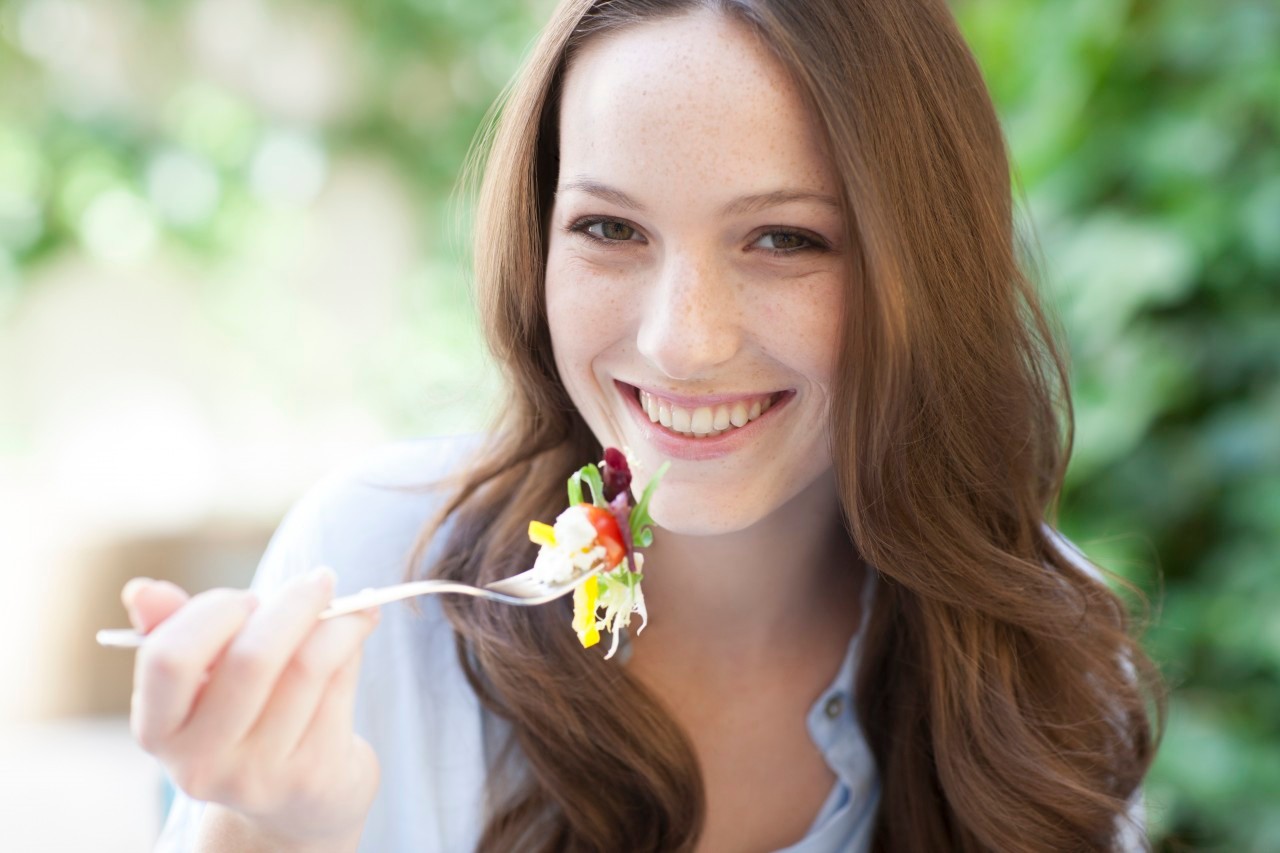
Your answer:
[572,575,600,648]
[528,520,556,548]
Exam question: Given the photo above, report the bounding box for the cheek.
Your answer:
[812,288,846,378]
[754,276,845,383]
[545,252,632,385]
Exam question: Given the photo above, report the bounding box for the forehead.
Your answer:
[556,10,837,206]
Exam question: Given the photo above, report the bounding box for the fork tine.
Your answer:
[484,563,603,597]
[484,571,547,597]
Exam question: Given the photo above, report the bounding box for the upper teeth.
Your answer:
[637,389,775,438]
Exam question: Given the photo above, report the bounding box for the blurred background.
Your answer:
[0,0,1274,849]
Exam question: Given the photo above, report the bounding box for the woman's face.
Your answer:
[545,9,847,535]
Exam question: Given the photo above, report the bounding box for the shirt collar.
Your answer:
[806,566,879,789]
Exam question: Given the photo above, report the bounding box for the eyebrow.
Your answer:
[557,177,841,217]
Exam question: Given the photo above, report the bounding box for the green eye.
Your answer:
[567,217,643,247]
[594,220,636,241]
[761,231,807,250]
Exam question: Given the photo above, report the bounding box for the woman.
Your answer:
[124,0,1166,850]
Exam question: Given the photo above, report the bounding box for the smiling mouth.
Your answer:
[618,382,790,439]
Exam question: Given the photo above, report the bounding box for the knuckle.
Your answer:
[130,713,165,754]
[173,758,219,802]
[289,645,331,683]
[292,759,331,802]
[283,657,319,686]
[220,645,271,683]
[217,773,252,807]
[222,764,280,812]
[139,645,192,682]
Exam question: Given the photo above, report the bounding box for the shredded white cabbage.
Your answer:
[595,553,647,660]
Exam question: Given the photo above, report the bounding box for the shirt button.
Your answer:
[824,695,844,719]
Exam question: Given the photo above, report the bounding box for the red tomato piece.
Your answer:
[580,504,626,569]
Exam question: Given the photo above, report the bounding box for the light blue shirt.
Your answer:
[156,433,1143,851]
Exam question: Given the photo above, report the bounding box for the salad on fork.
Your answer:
[527,448,668,659]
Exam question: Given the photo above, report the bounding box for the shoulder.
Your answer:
[252,432,487,597]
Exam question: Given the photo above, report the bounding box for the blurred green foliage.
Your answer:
[2,0,1276,849]
[957,0,1280,849]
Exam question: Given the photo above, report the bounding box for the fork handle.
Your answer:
[96,579,509,649]
[96,628,152,649]
[317,579,494,618]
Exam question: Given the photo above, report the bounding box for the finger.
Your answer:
[124,578,191,633]
[245,608,380,759]
[179,567,339,747]
[132,588,259,750]
[290,635,369,765]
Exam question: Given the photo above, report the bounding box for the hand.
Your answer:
[123,568,382,848]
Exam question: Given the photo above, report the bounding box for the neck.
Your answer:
[631,468,865,668]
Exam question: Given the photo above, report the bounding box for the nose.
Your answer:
[636,252,742,380]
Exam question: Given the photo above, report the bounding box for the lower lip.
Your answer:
[616,381,793,461]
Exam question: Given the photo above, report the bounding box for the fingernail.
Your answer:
[122,577,153,609]
[308,565,337,593]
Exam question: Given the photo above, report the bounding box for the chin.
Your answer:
[646,489,771,537]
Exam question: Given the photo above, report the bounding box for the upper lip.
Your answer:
[617,380,787,408]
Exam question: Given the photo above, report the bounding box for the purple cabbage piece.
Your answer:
[601,447,631,502]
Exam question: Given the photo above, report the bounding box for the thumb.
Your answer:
[121,578,191,634]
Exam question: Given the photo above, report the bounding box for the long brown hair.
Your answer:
[404,1,1168,849]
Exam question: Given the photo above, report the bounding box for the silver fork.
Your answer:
[95,562,605,649]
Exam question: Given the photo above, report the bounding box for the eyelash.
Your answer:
[564,216,829,258]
